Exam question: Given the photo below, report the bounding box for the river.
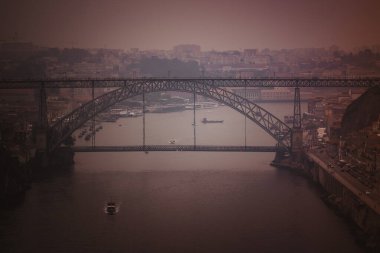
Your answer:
[0,103,364,252]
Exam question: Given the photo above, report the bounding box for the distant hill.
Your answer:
[341,87,380,134]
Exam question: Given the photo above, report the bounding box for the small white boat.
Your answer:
[169,139,176,144]
[104,201,119,215]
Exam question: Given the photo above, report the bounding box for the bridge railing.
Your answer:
[1,78,380,89]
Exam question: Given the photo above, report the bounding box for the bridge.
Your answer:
[1,78,379,158]
[73,145,286,153]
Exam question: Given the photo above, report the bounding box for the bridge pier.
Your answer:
[291,128,303,161]
[33,143,75,169]
[37,82,48,129]
[273,150,286,163]
[48,147,75,168]
[33,82,50,167]
[34,127,49,167]
[34,128,74,169]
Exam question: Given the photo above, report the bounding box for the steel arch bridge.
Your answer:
[48,80,292,152]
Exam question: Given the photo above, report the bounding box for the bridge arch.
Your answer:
[48,80,292,152]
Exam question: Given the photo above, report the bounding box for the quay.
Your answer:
[306,151,380,216]
[273,148,380,248]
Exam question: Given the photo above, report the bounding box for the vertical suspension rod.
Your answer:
[193,82,196,150]
[244,80,247,148]
[91,81,95,148]
[143,83,146,149]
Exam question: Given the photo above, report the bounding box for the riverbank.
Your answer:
[272,154,380,252]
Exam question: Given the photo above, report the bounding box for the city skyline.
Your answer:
[1,0,380,51]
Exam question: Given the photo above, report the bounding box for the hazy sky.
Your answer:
[1,0,380,51]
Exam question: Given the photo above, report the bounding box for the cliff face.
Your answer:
[341,87,380,134]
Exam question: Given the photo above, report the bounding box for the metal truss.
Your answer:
[1,77,380,89]
[48,80,292,152]
[73,145,287,153]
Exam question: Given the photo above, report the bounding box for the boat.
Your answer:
[185,104,202,110]
[84,134,92,141]
[79,129,87,138]
[105,201,118,215]
[201,117,223,123]
[151,105,186,113]
[199,102,218,109]
[169,139,176,144]
[127,111,143,117]
[118,110,129,117]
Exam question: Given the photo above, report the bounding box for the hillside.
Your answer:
[341,87,380,134]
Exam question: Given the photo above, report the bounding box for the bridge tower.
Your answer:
[291,86,303,160]
[35,83,48,150]
[34,82,49,166]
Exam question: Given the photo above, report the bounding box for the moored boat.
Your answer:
[201,117,223,123]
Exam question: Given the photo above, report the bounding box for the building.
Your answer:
[173,44,201,60]
[231,87,294,102]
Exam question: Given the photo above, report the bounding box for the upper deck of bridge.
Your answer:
[1,77,380,89]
